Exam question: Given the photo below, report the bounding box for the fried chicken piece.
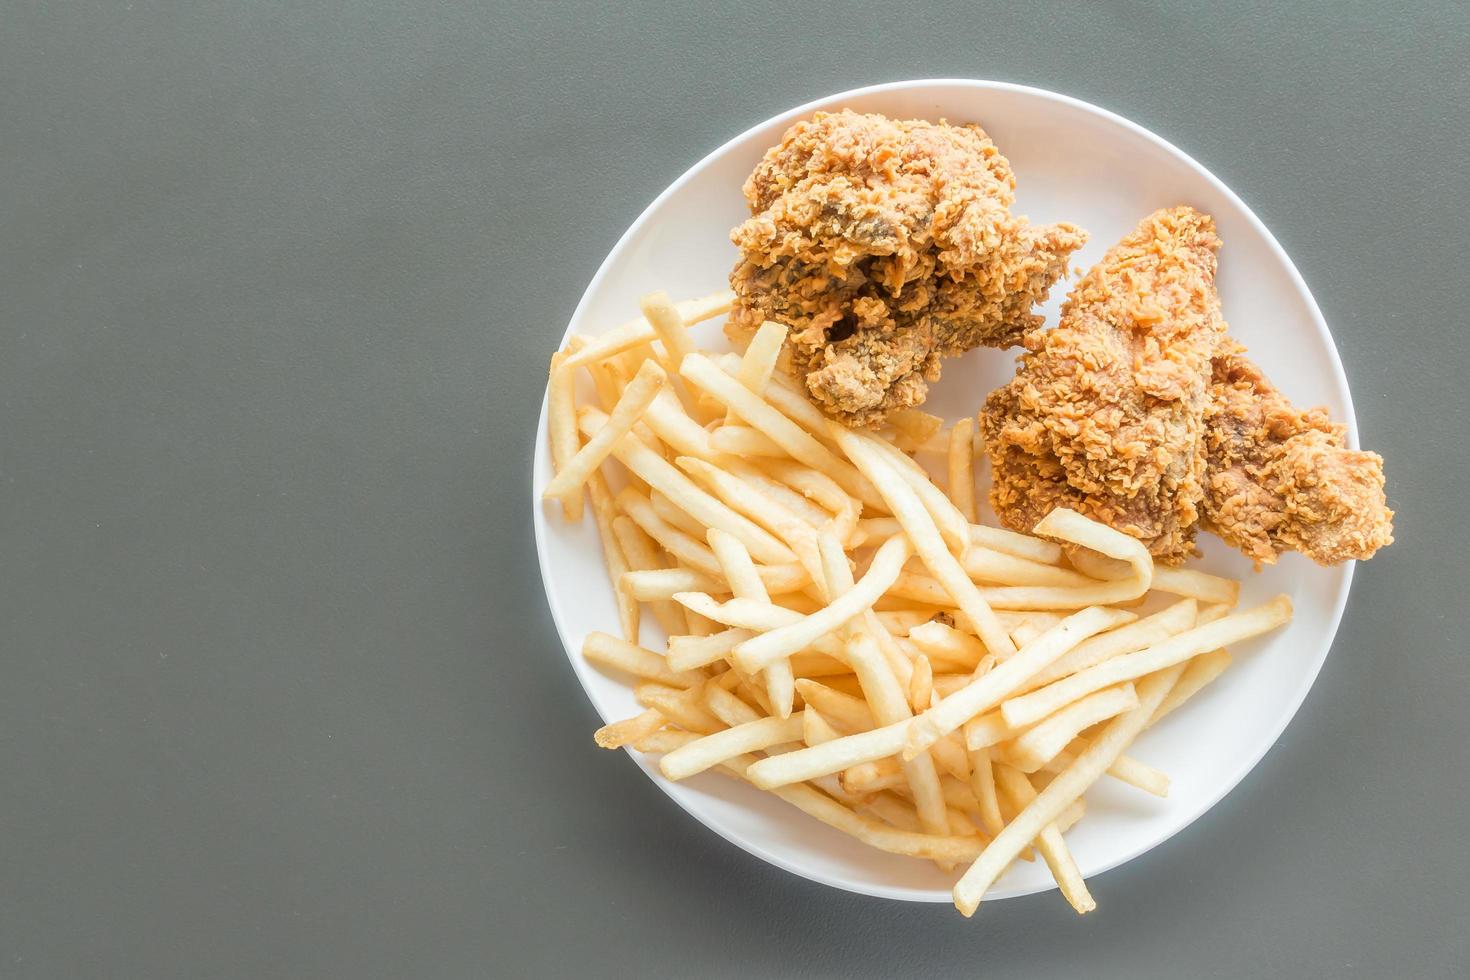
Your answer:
[728,110,1087,426]
[980,207,1227,563]
[1202,350,1393,564]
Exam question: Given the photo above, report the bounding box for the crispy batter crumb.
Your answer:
[728,110,1086,426]
[981,206,1225,563]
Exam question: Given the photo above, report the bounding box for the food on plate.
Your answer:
[981,206,1393,565]
[727,110,1087,425]
[1202,350,1394,564]
[980,206,1225,563]
[543,286,1293,917]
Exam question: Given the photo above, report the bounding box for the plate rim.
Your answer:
[530,77,1358,903]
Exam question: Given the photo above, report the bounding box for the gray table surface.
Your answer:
[4,1,1468,977]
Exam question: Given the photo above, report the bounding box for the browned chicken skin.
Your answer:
[981,206,1393,566]
[1203,350,1393,564]
[728,110,1087,426]
[981,206,1226,563]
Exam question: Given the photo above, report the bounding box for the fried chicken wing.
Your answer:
[980,206,1226,563]
[981,206,1393,566]
[728,110,1087,426]
[1203,350,1393,564]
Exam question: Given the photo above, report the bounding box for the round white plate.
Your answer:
[531,80,1357,903]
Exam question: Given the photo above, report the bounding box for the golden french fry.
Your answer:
[803,707,843,746]
[661,711,805,780]
[579,409,796,564]
[905,606,1135,760]
[582,631,702,688]
[546,348,584,521]
[611,515,687,638]
[644,389,719,460]
[1000,596,1292,730]
[993,764,1095,914]
[666,627,753,671]
[680,353,884,509]
[866,434,971,555]
[734,535,911,672]
[561,290,734,371]
[593,708,665,750]
[586,473,638,641]
[732,319,787,403]
[1152,647,1233,724]
[634,682,722,734]
[1068,548,1241,606]
[710,425,788,458]
[1022,599,1198,694]
[887,408,945,449]
[857,517,1063,565]
[545,361,665,503]
[679,456,826,593]
[817,533,950,842]
[708,527,795,719]
[967,747,1005,837]
[953,664,1187,916]
[832,425,1016,659]
[908,655,934,712]
[1007,684,1140,773]
[947,418,978,523]
[639,290,697,370]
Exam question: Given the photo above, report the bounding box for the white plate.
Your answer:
[531,80,1357,903]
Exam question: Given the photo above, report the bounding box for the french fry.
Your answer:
[832,425,1016,659]
[611,516,687,638]
[817,533,951,844]
[709,528,795,719]
[733,534,911,672]
[639,290,697,370]
[1000,596,1292,730]
[661,711,806,780]
[560,290,734,371]
[967,747,1005,836]
[582,631,703,688]
[888,408,945,450]
[579,410,796,564]
[633,683,722,734]
[722,458,833,528]
[905,606,1135,759]
[666,627,753,672]
[803,707,843,746]
[680,353,884,509]
[963,547,1094,587]
[733,320,787,397]
[710,425,788,458]
[544,361,666,504]
[679,456,826,593]
[1022,599,1197,694]
[947,418,978,523]
[546,347,584,521]
[953,664,1187,916]
[1152,647,1233,724]
[593,708,665,750]
[866,434,972,555]
[1068,548,1241,607]
[993,764,1095,913]
[908,655,934,712]
[1007,684,1140,773]
[644,389,719,460]
[856,517,1064,565]
[652,487,725,541]
[586,473,638,641]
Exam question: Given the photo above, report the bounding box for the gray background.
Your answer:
[2,1,1466,977]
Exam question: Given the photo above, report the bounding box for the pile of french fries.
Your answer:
[543,288,1293,916]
